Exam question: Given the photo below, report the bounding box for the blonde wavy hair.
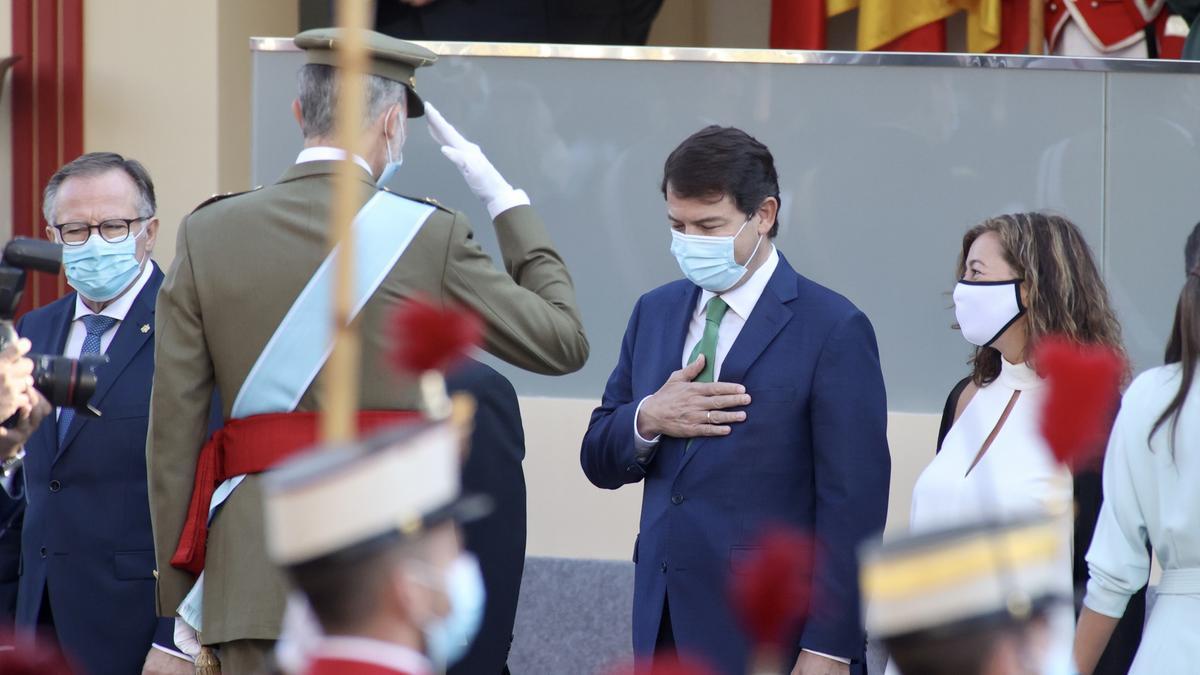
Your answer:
[956,213,1129,386]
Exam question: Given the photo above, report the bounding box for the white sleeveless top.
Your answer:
[891,359,1076,675]
[911,359,1073,530]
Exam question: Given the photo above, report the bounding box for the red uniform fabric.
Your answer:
[991,0,1032,53]
[305,658,416,675]
[170,410,419,575]
[770,0,828,49]
[1048,0,1166,52]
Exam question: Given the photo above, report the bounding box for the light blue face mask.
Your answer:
[670,213,765,293]
[377,108,405,187]
[62,225,147,302]
[424,553,486,669]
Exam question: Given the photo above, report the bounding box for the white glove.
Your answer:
[172,618,201,659]
[425,102,530,219]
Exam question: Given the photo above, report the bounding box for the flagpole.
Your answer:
[1029,0,1045,55]
[322,0,371,444]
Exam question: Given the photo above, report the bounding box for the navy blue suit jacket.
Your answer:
[8,266,175,674]
[581,255,891,675]
[447,361,526,675]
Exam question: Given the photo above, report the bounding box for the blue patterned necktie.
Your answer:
[58,314,117,447]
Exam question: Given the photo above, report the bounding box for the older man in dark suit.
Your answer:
[0,153,186,674]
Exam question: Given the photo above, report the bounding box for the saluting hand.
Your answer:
[636,355,750,440]
[424,103,518,214]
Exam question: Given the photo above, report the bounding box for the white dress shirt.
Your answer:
[296,146,374,175]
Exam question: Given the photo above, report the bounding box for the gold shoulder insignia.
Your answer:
[190,185,263,213]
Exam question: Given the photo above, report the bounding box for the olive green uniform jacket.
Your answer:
[147,160,588,644]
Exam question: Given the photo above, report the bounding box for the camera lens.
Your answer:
[29,353,103,409]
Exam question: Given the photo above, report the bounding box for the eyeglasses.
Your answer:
[52,217,152,247]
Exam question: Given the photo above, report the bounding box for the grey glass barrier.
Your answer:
[251,41,1200,413]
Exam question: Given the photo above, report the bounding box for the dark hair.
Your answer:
[287,537,411,633]
[885,618,1043,675]
[42,152,156,224]
[957,213,1128,386]
[1151,221,1200,450]
[661,125,782,237]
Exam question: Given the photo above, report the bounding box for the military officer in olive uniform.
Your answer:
[147,28,589,673]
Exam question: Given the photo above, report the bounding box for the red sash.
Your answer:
[170,410,418,576]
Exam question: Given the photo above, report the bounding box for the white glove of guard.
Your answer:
[425,102,530,219]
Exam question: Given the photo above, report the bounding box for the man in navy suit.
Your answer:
[0,153,185,674]
[581,126,891,675]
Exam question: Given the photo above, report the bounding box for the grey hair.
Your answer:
[296,64,407,139]
[42,152,156,225]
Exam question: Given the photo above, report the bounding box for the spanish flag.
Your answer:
[955,0,1005,53]
[857,0,956,50]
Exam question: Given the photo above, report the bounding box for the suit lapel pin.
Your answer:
[140,324,150,334]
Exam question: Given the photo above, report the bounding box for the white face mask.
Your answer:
[953,279,1026,347]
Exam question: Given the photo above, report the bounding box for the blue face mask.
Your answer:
[377,109,405,187]
[424,553,486,669]
[670,214,765,293]
[62,227,147,302]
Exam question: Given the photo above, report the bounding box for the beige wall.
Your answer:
[0,3,13,243]
[520,397,938,560]
[83,0,297,267]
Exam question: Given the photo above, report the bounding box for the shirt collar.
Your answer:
[72,260,154,323]
[696,245,780,321]
[296,146,374,177]
[310,636,433,674]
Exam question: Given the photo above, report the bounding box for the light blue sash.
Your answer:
[232,191,436,419]
[179,190,435,632]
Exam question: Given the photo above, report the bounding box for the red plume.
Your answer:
[0,626,77,675]
[1035,335,1123,470]
[729,526,813,652]
[603,653,718,675]
[389,298,483,374]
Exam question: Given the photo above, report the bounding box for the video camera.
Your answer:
[0,237,105,415]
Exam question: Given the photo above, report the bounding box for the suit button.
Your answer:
[1049,2,1057,9]
[1090,0,1099,6]
[39,547,47,558]
[659,562,668,573]
[48,480,61,493]
[671,494,684,505]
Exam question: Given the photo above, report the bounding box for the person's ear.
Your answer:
[757,197,779,236]
[382,104,403,140]
[292,99,304,129]
[44,225,57,243]
[144,218,160,254]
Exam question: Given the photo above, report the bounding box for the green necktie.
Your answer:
[688,296,729,383]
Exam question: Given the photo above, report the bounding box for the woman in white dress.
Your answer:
[897,213,1131,674]
[1073,228,1200,675]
